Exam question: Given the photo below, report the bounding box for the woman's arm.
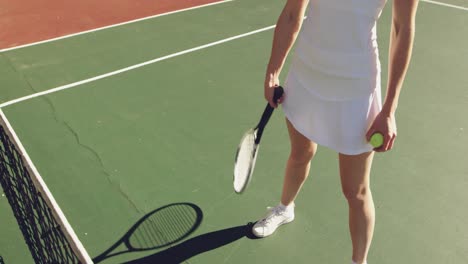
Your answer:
[367,0,419,152]
[384,0,419,114]
[265,0,309,108]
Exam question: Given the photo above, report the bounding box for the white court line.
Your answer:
[0,0,234,53]
[0,25,276,109]
[0,109,94,263]
[0,0,464,54]
[422,0,468,11]
[1,0,465,108]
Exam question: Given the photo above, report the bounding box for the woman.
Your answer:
[252,0,419,263]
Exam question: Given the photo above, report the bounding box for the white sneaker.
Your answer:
[252,205,295,237]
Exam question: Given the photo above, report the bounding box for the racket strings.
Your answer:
[234,131,258,192]
[129,205,199,250]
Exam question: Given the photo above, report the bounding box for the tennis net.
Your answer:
[0,110,92,264]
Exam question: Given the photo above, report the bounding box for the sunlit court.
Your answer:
[1,0,467,263]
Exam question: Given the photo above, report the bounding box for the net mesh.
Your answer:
[0,124,81,264]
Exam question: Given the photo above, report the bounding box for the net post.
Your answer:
[0,109,93,264]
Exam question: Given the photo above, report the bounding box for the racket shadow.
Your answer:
[93,202,203,263]
[123,222,259,264]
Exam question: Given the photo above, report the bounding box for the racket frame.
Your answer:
[233,86,284,194]
[233,128,259,193]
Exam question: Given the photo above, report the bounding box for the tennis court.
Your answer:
[1,0,467,263]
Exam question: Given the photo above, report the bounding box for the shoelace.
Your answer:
[259,206,285,225]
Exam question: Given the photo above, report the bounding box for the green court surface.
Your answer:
[1,0,467,263]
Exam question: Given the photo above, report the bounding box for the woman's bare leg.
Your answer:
[280,119,317,206]
[339,151,375,264]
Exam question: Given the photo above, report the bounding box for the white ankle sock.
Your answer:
[352,261,367,264]
[279,202,294,212]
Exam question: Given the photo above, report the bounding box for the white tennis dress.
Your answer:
[282,0,388,155]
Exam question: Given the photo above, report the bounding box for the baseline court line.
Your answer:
[422,0,468,11]
[0,0,234,53]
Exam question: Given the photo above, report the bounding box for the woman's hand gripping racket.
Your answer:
[233,86,284,194]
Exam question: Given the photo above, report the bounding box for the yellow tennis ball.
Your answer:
[370,133,384,148]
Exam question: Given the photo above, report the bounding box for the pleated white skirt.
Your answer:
[282,70,382,155]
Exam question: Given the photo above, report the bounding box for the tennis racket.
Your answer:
[233,86,284,194]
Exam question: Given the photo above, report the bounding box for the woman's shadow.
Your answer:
[93,202,259,264]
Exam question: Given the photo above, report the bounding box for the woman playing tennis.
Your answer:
[252,0,419,263]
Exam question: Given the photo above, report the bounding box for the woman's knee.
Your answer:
[342,186,372,208]
[289,146,315,165]
[338,152,374,207]
[286,119,317,165]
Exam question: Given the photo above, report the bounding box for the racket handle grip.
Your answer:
[273,86,284,103]
[264,85,284,114]
[255,86,284,144]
